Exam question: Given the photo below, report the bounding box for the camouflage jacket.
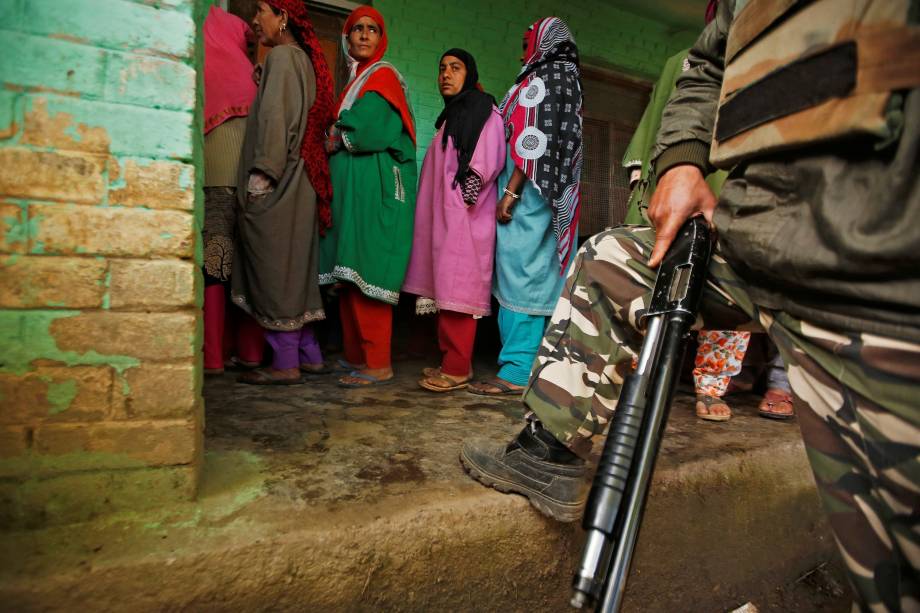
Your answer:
[648,0,920,342]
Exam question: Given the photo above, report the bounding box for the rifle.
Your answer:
[570,217,713,612]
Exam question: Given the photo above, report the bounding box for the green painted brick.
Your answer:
[22,0,195,59]
[0,31,107,97]
[104,52,196,111]
[0,0,21,29]
[26,95,194,160]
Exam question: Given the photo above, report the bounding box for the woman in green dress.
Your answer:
[322,6,416,387]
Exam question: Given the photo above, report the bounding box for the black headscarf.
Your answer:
[435,48,496,187]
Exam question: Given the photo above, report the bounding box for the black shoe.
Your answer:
[460,421,588,522]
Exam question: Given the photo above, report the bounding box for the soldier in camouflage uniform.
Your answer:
[461,0,920,609]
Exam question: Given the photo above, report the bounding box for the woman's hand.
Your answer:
[497,194,517,223]
[247,171,274,203]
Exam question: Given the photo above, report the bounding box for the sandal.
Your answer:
[467,377,525,396]
[334,358,366,373]
[300,363,332,375]
[418,372,472,393]
[224,356,260,371]
[422,366,441,378]
[237,368,305,386]
[337,371,395,388]
[758,388,795,420]
[695,394,732,422]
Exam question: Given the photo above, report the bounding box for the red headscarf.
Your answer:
[265,0,334,234]
[337,7,416,144]
[203,6,257,134]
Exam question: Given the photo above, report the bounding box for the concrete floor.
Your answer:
[1,358,849,612]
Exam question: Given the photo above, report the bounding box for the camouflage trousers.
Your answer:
[524,226,920,611]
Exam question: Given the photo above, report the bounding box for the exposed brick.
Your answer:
[109,259,196,309]
[0,465,198,529]
[20,94,194,160]
[0,427,30,459]
[31,203,194,258]
[109,159,195,211]
[33,419,198,467]
[21,97,111,154]
[0,255,107,308]
[0,149,106,205]
[0,365,116,425]
[0,202,28,255]
[50,311,197,360]
[123,362,197,419]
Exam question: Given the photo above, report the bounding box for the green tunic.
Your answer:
[320,92,417,304]
[621,49,729,224]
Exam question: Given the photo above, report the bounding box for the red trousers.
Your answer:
[203,284,264,369]
[339,287,393,369]
[438,310,477,377]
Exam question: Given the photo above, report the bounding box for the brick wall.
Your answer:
[0,0,206,527]
[376,0,699,158]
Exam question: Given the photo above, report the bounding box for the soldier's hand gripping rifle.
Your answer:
[570,217,713,612]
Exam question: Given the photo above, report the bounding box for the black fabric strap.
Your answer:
[716,42,857,143]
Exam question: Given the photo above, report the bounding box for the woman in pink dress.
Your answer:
[403,49,506,392]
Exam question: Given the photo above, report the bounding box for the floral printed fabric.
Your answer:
[693,330,751,397]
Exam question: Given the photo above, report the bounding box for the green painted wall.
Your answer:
[375,0,700,156]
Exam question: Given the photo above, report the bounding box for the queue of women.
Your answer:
[201,1,583,394]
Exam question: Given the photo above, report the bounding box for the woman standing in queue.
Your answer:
[468,17,584,396]
[403,49,506,392]
[322,7,417,388]
[233,0,335,385]
[201,6,265,375]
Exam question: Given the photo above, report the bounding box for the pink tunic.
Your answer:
[403,109,506,316]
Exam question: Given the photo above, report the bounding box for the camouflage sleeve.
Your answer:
[650,0,735,177]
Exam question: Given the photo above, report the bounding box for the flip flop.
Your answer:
[337,371,395,388]
[419,373,472,392]
[237,368,305,386]
[758,388,795,420]
[334,358,366,373]
[467,378,524,396]
[695,394,732,421]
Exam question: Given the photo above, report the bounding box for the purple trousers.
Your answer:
[264,325,323,370]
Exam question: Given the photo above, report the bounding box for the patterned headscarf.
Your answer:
[499,17,583,271]
[265,0,334,234]
[335,7,415,144]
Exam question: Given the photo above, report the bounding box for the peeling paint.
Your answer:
[0,311,141,376]
[47,380,78,414]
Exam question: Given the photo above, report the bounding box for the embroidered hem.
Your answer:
[325,265,399,304]
[204,105,251,134]
[341,130,356,153]
[493,292,554,317]
[231,292,325,331]
[402,285,491,317]
[415,297,438,315]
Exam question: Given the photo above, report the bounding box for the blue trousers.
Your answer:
[497,307,548,386]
